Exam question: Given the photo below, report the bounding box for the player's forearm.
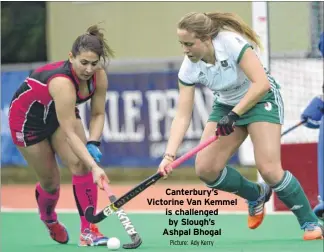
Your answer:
[66,132,97,169]
[165,115,192,156]
[88,114,105,141]
[232,81,270,116]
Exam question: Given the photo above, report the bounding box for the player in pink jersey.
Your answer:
[9,25,113,246]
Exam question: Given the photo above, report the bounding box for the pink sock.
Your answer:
[35,183,59,222]
[72,172,98,232]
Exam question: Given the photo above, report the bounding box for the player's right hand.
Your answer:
[92,165,110,190]
[158,157,174,179]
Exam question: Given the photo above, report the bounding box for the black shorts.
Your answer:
[9,107,81,147]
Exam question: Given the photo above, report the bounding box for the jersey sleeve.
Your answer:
[221,32,253,64]
[178,57,196,86]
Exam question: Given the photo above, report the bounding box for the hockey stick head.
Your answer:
[122,234,142,249]
[85,205,116,223]
[85,206,100,223]
[103,183,143,248]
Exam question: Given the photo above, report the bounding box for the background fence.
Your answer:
[1,2,323,209]
[1,57,322,167]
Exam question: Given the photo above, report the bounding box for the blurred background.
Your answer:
[1,2,323,210]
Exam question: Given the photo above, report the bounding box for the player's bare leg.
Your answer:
[18,140,69,244]
[50,119,109,246]
[249,122,323,240]
[196,122,248,182]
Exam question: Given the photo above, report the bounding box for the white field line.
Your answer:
[1,207,293,215]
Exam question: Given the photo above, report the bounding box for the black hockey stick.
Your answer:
[102,180,142,249]
[85,135,219,224]
[281,119,307,137]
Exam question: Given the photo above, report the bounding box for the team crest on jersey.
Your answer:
[220,60,231,71]
[221,60,228,67]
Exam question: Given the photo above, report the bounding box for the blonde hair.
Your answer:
[178,12,263,51]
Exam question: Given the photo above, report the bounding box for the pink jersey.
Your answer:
[9,60,97,146]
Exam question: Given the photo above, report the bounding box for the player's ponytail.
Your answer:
[71,24,115,64]
[178,12,263,51]
[86,25,115,61]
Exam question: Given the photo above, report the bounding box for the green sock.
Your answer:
[205,166,260,201]
[272,171,318,227]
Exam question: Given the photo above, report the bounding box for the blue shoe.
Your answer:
[79,224,109,246]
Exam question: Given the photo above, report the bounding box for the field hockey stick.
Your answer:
[281,119,307,137]
[102,179,142,249]
[85,134,219,224]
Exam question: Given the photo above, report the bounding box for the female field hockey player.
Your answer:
[158,12,323,240]
[9,25,112,246]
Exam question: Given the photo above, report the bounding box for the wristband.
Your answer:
[87,141,101,147]
[163,153,175,161]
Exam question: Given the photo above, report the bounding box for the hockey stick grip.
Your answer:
[102,179,116,200]
[168,135,218,169]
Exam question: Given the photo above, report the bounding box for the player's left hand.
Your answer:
[216,111,240,136]
[87,141,102,162]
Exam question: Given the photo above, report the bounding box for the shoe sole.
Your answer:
[79,238,108,247]
[303,235,324,240]
[79,242,108,247]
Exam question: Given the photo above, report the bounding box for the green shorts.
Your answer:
[208,89,284,126]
